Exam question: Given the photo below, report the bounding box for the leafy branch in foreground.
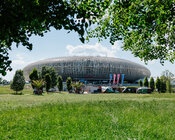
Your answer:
[87,0,175,64]
[0,0,110,75]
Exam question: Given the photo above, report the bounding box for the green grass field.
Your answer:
[0,84,32,95]
[0,92,175,139]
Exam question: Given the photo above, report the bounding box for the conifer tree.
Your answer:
[149,77,155,92]
[57,75,63,92]
[29,68,39,89]
[45,73,51,93]
[139,79,143,87]
[10,70,25,94]
[66,77,72,93]
[143,77,148,87]
[166,79,172,93]
[156,77,161,93]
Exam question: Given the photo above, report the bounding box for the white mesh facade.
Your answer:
[23,56,151,82]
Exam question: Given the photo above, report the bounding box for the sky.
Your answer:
[2,28,175,81]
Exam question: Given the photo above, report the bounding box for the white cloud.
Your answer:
[66,42,121,57]
[12,54,25,65]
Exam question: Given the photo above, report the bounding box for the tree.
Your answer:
[0,77,2,84]
[143,77,148,87]
[149,77,155,92]
[0,0,110,75]
[29,68,39,89]
[160,76,166,93]
[41,66,57,88]
[139,79,143,87]
[66,77,72,93]
[161,70,174,81]
[29,68,39,81]
[57,75,63,92]
[49,67,57,88]
[32,80,44,95]
[156,77,161,93]
[41,66,49,79]
[45,73,51,93]
[10,70,25,94]
[88,0,175,64]
[166,79,172,93]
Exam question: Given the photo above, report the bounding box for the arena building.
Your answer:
[23,56,151,83]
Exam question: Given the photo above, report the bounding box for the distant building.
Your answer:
[23,56,151,83]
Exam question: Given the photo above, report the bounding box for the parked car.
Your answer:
[137,87,151,94]
[122,87,137,93]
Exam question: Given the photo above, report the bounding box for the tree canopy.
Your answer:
[88,0,175,64]
[0,0,174,76]
[0,0,110,75]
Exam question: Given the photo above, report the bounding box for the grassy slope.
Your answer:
[0,94,175,139]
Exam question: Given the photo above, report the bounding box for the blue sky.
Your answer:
[3,28,175,81]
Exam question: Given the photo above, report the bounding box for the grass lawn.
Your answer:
[0,84,32,95]
[0,93,175,139]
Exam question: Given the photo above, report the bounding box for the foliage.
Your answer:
[166,79,172,93]
[139,79,143,87]
[73,81,84,94]
[10,70,25,94]
[49,67,57,88]
[149,77,155,92]
[156,77,161,93]
[57,75,63,92]
[88,0,175,64]
[41,66,57,88]
[143,77,148,87]
[0,77,2,84]
[32,80,44,95]
[45,74,52,93]
[161,70,174,81]
[160,76,166,93]
[66,77,73,93]
[0,0,110,75]
[29,68,39,81]
[29,68,39,89]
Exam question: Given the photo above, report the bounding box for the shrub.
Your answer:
[32,80,44,95]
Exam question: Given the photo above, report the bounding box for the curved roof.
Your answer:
[23,56,151,82]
